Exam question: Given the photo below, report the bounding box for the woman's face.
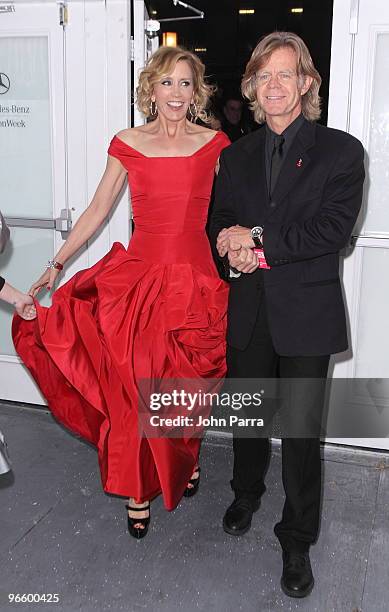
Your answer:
[152,60,195,121]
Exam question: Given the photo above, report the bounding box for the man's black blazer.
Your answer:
[209,119,365,356]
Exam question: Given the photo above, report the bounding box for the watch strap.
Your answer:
[252,236,263,248]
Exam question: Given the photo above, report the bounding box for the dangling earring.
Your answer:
[189,101,198,122]
[149,99,157,116]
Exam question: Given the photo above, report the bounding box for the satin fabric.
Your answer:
[13,131,230,510]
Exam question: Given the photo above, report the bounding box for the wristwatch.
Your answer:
[251,226,264,249]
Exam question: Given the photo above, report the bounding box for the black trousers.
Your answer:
[227,296,330,553]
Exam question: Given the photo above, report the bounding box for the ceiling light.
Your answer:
[291,8,303,13]
[239,9,255,15]
[194,48,207,52]
[162,32,178,47]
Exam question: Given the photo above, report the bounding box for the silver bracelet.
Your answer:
[46,260,64,271]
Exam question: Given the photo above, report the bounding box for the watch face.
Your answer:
[251,226,263,239]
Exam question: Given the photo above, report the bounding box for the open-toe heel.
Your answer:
[125,502,150,539]
[183,466,201,498]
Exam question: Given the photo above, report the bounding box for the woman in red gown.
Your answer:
[13,46,229,538]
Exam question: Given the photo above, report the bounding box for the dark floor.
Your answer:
[0,402,388,612]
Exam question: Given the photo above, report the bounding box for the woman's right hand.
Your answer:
[29,268,60,297]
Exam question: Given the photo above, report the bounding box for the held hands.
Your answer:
[14,294,36,320]
[217,225,258,274]
[216,225,255,257]
[228,246,259,273]
[0,281,37,320]
[29,268,60,297]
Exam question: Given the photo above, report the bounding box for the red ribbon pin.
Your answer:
[296,158,303,168]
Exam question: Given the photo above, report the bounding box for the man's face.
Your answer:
[223,99,243,125]
[255,46,312,126]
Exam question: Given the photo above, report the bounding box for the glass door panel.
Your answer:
[0,35,53,218]
[354,247,389,378]
[363,32,389,235]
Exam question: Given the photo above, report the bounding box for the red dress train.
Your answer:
[12,131,230,510]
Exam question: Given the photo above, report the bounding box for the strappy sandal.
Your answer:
[125,502,151,539]
[183,466,201,498]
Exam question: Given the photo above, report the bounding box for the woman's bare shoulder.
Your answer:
[116,127,148,146]
[187,125,219,144]
[189,125,218,136]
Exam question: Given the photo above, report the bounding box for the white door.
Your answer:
[0,0,132,403]
[328,0,389,449]
[132,0,158,127]
[0,1,67,404]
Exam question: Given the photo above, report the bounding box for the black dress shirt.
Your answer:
[265,113,305,192]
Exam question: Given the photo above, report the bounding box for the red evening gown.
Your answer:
[12,131,230,510]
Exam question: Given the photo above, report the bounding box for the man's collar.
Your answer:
[240,117,316,157]
[266,113,305,141]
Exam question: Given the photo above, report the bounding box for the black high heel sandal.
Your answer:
[125,502,151,539]
[183,466,201,498]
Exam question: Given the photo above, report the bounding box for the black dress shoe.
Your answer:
[281,551,314,598]
[222,497,260,536]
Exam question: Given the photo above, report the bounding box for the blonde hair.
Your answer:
[136,46,214,123]
[241,31,322,123]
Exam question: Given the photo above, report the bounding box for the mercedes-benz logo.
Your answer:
[0,73,10,94]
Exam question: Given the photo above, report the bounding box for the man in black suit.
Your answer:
[210,32,364,598]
